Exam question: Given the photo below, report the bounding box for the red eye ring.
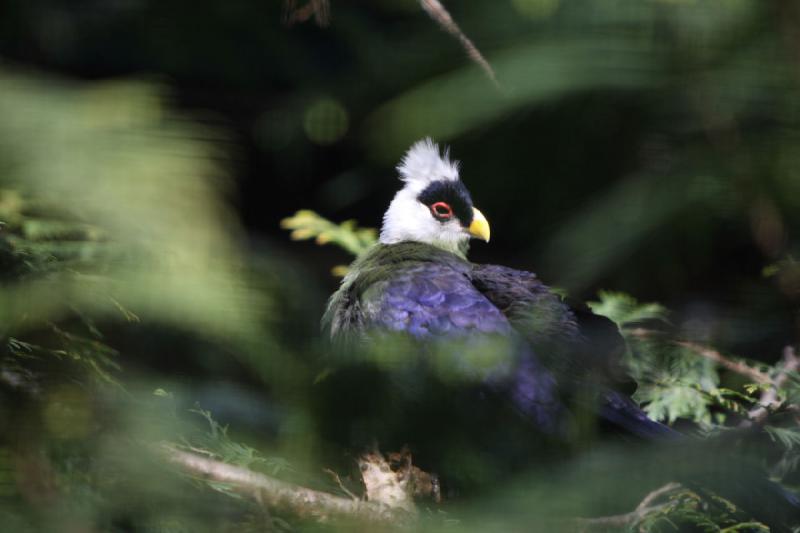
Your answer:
[430,201,453,220]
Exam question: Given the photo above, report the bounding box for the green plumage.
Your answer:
[323,242,472,338]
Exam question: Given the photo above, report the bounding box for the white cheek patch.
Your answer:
[378,138,470,255]
[379,191,469,255]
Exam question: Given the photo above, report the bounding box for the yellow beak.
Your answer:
[468,207,491,242]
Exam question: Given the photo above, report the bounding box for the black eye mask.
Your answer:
[417,180,474,227]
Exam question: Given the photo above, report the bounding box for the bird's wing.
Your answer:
[470,263,678,439]
[326,244,664,438]
[324,242,514,338]
[351,255,565,433]
[471,263,630,389]
[361,261,512,337]
[469,264,580,345]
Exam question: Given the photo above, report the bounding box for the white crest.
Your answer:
[396,138,460,193]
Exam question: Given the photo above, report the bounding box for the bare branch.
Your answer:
[323,468,360,501]
[158,444,414,526]
[673,340,771,384]
[634,482,681,513]
[575,482,680,531]
[284,0,330,27]
[629,328,778,386]
[630,331,799,425]
[419,0,500,88]
[282,1,498,87]
[629,328,772,384]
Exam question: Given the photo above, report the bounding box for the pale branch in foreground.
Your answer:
[358,450,416,513]
[157,444,415,526]
[159,444,689,530]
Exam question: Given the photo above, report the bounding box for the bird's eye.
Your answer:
[430,201,453,220]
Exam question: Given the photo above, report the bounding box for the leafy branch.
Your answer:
[281,210,377,275]
[280,210,376,257]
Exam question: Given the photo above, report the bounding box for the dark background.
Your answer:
[2,0,799,359]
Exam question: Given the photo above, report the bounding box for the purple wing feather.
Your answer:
[366,262,512,336]
[361,261,566,433]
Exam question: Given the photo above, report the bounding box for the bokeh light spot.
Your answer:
[303,98,349,145]
[511,0,560,19]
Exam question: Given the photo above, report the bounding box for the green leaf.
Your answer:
[765,426,800,450]
[588,290,668,328]
[281,210,377,258]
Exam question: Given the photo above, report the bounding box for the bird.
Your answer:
[315,138,678,495]
[316,139,800,526]
[322,138,669,440]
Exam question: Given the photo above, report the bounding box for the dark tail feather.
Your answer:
[599,390,681,440]
[598,396,800,529]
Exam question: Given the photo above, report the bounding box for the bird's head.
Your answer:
[379,138,490,257]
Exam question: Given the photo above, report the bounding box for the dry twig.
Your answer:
[158,444,414,526]
[628,328,771,384]
[284,0,330,27]
[419,0,500,88]
[282,1,499,87]
[674,340,771,384]
[575,482,680,531]
[323,468,360,501]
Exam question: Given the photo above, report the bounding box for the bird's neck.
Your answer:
[379,236,469,259]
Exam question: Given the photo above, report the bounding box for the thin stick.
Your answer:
[630,331,797,424]
[673,340,771,384]
[575,482,680,531]
[284,0,330,27]
[323,468,360,501]
[419,0,500,88]
[634,482,680,513]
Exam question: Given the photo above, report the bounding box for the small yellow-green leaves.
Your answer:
[280,210,377,258]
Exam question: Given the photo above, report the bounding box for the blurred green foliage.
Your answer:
[0,67,302,532]
[0,71,266,341]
